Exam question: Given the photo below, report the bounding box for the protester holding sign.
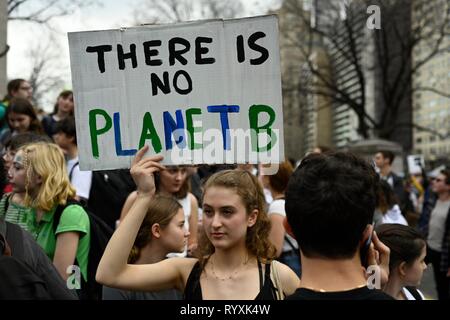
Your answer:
[97,146,299,300]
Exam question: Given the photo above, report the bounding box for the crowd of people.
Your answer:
[0,78,449,301]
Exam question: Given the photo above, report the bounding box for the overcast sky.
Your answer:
[7,0,280,111]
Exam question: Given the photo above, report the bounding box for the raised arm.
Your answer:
[96,146,195,292]
[187,193,199,255]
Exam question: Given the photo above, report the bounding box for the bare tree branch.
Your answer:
[8,0,101,25]
[133,0,243,25]
[282,0,449,145]
[26,35,66,108]
[396,122,450,140]
[413,87,450,99]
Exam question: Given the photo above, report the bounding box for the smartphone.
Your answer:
[360,232,373,268]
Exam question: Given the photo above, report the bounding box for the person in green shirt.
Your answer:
[7,141,90,284]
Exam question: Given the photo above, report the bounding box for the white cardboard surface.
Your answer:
[68,15,284,170]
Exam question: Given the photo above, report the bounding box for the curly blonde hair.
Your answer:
[21,142,76,211]
[197,169,276,265]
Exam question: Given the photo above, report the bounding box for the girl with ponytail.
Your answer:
[102,195,187,300]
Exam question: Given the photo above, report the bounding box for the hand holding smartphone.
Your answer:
[360,232,373,268]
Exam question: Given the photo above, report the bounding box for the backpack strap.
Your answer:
[404,286,423,300]
[69,162,80,182]
[52,200,79,233]
[284,235,298,252]
[1,193,12,217]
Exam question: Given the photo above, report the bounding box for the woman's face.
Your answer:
[7,150,41,194]
[57,94,74,114]
[202,186,257,251]
[8,112,32,133]
[7,150,27,193]
[159,208,189,253]
[159,167,187,194]
[402,245,427,287]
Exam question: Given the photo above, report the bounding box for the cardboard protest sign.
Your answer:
[407,155,425,175]
[68,15,284,170]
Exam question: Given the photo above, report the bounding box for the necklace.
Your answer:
[301,283,367,293]
[209,255,249,281]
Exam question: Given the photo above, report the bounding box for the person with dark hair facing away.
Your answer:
[419,169,450,300]
[376,224,427,300]
[285,152,392,300]
[53,116,92,204]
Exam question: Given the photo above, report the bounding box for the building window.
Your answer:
[430,136,436,142]
[416,137,422,144]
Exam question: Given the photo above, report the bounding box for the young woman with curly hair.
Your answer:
[97,146,300,300]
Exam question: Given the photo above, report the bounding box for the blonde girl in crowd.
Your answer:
[97,146,300,300]
[4,142,90,285]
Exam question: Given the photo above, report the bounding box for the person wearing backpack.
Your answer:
[6,142,91,298]
[0,156,77,300]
